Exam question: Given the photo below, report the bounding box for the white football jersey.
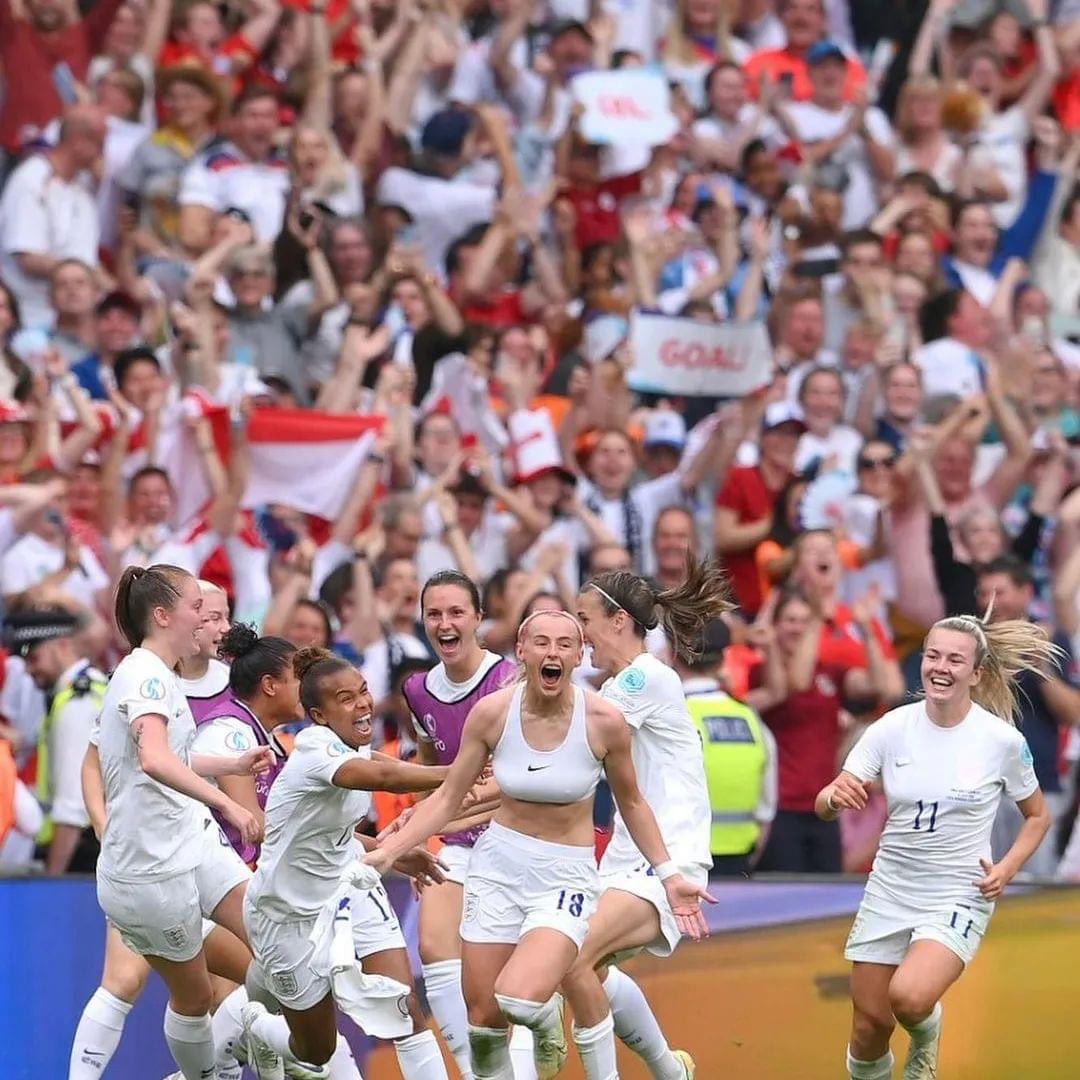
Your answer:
[247,725,372,921]
[844,701,1038,905]
[600,652,712,873]
[96,648,204,882]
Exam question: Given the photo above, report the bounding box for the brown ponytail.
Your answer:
[113,564,193,650]
[932,615,1064,724]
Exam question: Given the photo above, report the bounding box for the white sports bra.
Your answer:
[492,684,602,805]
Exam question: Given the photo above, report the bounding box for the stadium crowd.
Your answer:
[0,0,1078,888]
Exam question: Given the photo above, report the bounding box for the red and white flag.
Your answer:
[241,408,384,519]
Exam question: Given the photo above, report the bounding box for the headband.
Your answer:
[517,608,584,645]
[587,581,653,630]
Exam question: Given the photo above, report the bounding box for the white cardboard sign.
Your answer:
[628,311,773,397]
[571,69,679,147]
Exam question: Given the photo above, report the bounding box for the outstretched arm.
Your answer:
[365,695,501,870]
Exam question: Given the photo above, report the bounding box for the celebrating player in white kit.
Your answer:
[240,647,450,1076]
[94,565,272,1080]
[816,614,1056,1080]
[68,579,249,1080]
[364,609,712,1080]
[565,561,730,1080]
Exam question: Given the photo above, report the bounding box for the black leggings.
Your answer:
[756,810,842,874]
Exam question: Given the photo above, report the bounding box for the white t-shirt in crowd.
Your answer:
[374,167,497,278]
[247,724,372,921]
[0,532,109,609]
[796,424,863,474]
[416,510,510,585]
[96,648,204,882]
[913,337,985,399]
[599,652,712,873]
[972,107,1029,230]
[0,154,100,329]
[844,700,1037,905]
[576,472,691,578]
[120,523,221,576]
[783,101,895,229]
[179,141,291,243]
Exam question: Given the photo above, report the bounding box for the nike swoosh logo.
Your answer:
[895,761,910,768]
[527,765,550,772]
[82,1050,105,1058]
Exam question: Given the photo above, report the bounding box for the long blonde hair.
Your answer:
[930,615,1064,725]
[663,0,733,67]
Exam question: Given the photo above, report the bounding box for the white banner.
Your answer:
[627,312,773,397]
[571,70,679,147]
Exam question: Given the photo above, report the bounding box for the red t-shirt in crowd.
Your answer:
[744,47,867,104]
[715,465,783,616]
[455,287,534,329]
[158,34,257,98]
[0,0,123,152]
[818,604,897,669]
[563,172,643,249]
[753,657,848,813]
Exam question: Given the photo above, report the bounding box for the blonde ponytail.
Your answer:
[933,615,1064,724]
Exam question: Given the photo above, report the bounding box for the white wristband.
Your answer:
[654,861,679,882]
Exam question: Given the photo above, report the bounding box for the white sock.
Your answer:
[249,1007,293,1054]
[899,1002,941,1046]
[508,1025,537,1080]
[422,960,473,1078]
[492,994,559,1035]
[395,1030,448,1079]
[603,968,681,1079]
[163,1006,215,1080]
[250,1010,328,1074]
[468,1025,513,1079]
[573,1014,618,1080]
[328,1034,362,1079]
[211,987,247,1080]
[846,1046,895,1079]
[69,987,133,1078]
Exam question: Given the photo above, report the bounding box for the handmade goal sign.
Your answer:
[627,311,773,397]
[571,69,679,147]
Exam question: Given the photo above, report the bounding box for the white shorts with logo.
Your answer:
[844,892,994,968]
[351,879,407,959]
[245,901,331,1011]
[461,821,598,950]
[598,853,711,959]
[98,820,250,962]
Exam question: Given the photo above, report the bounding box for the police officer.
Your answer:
[4,607,107,874]
[675,619,778,877]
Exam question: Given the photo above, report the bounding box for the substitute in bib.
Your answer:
[365,609,711,1080]
[402,570,519,1080]
[817,614,1055,1080]
[566,559,730,1080]
[95,564,272,1080]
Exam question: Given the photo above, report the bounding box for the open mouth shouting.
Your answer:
[539,661,563,691]
[354,711,373,742]
[927,674,953,693]
[437,631,461,659]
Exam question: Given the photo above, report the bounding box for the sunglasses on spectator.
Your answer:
[858,455,896,470]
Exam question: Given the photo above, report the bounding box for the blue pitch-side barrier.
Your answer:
[0,876,869,1078]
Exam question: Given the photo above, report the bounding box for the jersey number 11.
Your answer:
[913,800,939,833]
